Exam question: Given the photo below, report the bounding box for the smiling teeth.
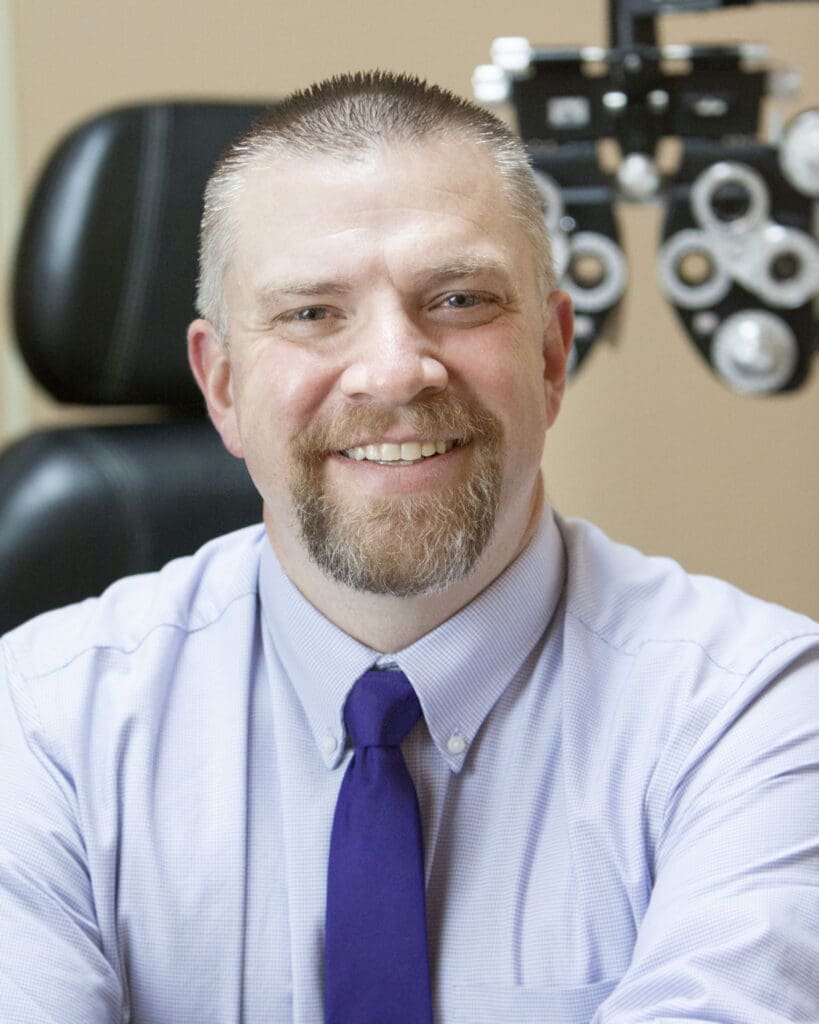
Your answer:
[343,440,454,463]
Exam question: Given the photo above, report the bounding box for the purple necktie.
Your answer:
[324,669,434,1024]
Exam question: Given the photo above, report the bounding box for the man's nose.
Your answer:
[338,309,449,406]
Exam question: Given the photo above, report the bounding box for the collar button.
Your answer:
[446,734,467,755]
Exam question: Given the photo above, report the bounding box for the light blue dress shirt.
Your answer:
[1,508,818,1023]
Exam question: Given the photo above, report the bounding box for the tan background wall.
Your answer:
[1,0,818,616]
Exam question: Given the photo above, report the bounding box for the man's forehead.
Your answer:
[221,136,540,304]
[235,135,503,211]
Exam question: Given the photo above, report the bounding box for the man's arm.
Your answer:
[0,643,123,1023]
[596,642,819,1023]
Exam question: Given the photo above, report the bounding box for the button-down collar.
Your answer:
[258,506,565,772]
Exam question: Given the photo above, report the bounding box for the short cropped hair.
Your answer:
[196,70,554,341]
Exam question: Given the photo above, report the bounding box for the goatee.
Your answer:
[290,396,503,596]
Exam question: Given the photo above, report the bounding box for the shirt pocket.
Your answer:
[439,976,618,1023]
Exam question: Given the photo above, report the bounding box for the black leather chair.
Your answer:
[0,101,270,635]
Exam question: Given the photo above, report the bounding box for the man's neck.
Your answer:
[263,484,544,652]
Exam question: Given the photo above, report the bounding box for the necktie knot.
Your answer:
[344,670,421,748]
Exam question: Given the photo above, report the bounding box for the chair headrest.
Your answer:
[13,101,267,407]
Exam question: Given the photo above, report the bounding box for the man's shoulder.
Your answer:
[1,523,267,682]
[557,515,819,675]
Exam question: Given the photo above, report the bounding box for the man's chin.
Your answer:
[289,397,504,595]
[297,484,500,597]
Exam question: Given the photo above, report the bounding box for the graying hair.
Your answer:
[195,70,554,342]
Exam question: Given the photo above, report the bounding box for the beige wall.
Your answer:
[2,0,818,616]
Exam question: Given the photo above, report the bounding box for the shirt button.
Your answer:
[322,735,338,755]
[447,734,467,755]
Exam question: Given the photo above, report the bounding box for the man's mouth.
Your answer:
[340,440,457,465]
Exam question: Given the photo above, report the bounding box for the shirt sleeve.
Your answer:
[0,642,124,1023]
[595,640,819,1023]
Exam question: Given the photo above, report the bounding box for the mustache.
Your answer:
[291,396,503,464]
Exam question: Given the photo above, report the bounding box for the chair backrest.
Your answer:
[1,101,270,635]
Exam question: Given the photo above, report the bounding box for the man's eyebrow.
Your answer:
[419,258,513,284]
[253,259,514,311]
[254,279,351,310]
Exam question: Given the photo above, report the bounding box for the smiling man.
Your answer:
[1,72,818,1024]
[188,123,572,647]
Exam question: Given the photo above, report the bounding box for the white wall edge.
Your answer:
[0,0,31,440]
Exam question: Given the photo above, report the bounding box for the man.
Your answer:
[0,71,817,1023]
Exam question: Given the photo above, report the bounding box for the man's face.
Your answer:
[190,138,573,596]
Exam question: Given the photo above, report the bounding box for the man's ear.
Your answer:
[542,290,574,428]
[187,319,244,458]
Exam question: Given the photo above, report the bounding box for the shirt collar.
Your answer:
[258,506,565,773]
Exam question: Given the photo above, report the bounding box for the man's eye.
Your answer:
[273,304,344,337]
[291,307,327,322]
[441,293,480,309]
